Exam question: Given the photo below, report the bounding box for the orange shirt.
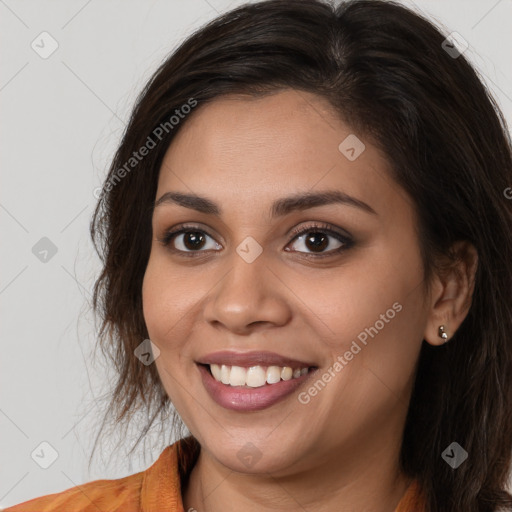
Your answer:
[4,437,426,511]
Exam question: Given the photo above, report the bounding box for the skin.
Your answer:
[142,89,477,512]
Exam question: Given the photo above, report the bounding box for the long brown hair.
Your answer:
[89,1,512,509]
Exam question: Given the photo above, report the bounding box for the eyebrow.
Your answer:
[153,190,377,217]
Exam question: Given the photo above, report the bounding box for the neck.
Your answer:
[182,433,412,512]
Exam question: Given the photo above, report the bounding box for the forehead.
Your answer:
[156,89,411,221]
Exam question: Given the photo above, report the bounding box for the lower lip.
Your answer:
[198,364,316,412]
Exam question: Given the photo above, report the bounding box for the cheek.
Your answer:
[304,244,426,392]
[301,281,425,441]
[142,258,164,335]
[142,254,183,344]
[141,255,195,400]
[141,252,209,353]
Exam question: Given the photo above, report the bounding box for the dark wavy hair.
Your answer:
[89,0,512,510]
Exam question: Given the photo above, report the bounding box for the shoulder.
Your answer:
[2,442,186,512]
[1,471,145,512]
[394,479,427,512]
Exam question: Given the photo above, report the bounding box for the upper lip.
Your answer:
[196,350,316,369]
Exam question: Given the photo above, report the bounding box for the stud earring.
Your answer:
[438,325,449,343]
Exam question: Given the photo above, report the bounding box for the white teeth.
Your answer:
[230,365,247,386]
[210,363,222,381]
[266,366,281,384]
[221,364,230,385]
[281,367,293,381]
[208,364,311,387]
[247,366,266,387]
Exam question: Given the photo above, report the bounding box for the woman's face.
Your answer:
[143,89,431,475]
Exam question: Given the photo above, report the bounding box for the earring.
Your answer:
[438,325,449,343]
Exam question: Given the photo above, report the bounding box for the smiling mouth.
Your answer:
[200,363,316,388]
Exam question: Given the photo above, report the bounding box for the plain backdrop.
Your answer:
[1,0,511,507]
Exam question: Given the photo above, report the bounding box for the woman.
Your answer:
[6,0,512,511]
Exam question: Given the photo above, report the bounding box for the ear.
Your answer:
[423,241,478,346]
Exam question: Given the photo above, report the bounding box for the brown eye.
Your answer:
[303,232,329,252]
[182,231,206,250]
[159,227,222,253]
[289,231,344,253]
[287,226,351,256]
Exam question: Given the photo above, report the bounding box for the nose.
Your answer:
[202,250,292,335]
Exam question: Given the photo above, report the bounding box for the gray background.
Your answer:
[1,0,511,507]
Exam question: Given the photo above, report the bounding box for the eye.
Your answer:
[157,224,222,255]
[285,222,353,257]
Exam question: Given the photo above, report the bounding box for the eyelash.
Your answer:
[157,222,354,259]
